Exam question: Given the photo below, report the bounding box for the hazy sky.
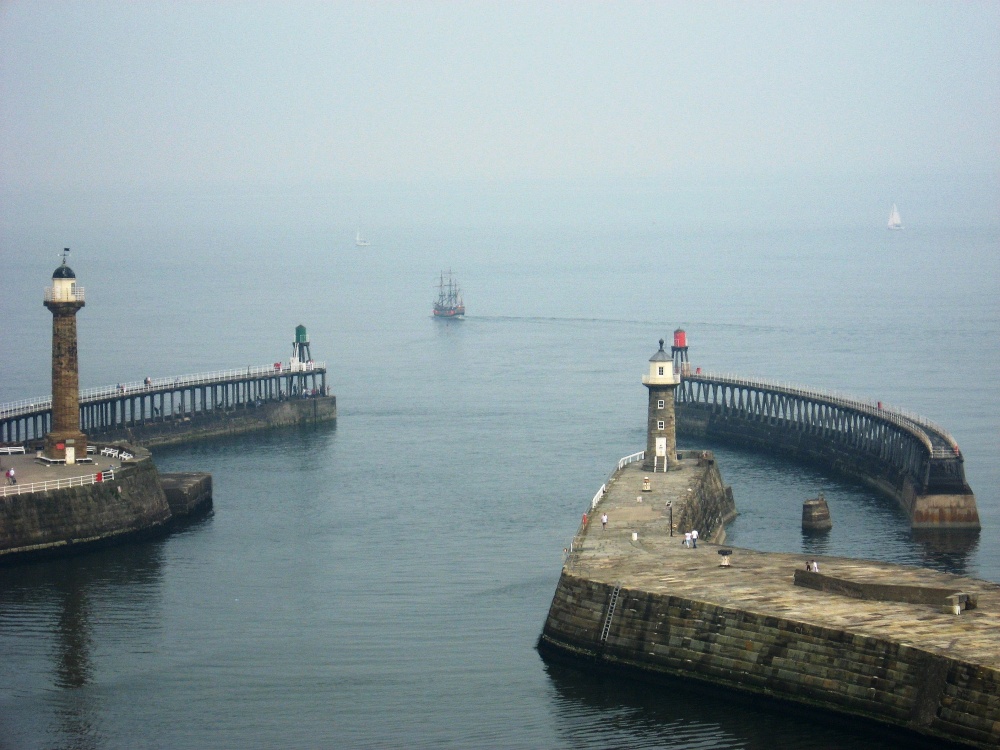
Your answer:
[2,1,998,194]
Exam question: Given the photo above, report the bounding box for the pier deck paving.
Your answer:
[569,460,1000,669]
[0,451,125,487]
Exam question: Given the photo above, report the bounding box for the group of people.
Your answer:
[805,559,820,572]
[4,468,15,485]
[683,529,699,548]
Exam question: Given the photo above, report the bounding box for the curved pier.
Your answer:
[676,372,978,529]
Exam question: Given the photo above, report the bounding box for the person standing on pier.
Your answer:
[601,513,608,530]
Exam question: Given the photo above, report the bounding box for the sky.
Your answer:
[1,1,998,229]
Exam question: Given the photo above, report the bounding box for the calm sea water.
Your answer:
[0,221,997,749]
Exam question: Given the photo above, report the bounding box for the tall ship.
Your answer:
[887,203,903,230]
[432,271,465,319]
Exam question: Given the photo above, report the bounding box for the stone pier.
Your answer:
[538,457,1000,749]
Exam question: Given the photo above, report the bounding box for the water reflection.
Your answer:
[0,541,166,749]
[910,528,980,575]
[800,526,832,556]
[543,660,935,750]
[54,570,92,690]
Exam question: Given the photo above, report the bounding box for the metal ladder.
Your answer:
[600,584,622,643]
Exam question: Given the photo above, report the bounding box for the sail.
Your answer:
[887,204,903,230]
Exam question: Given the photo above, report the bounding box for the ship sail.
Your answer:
[887,204,903,230]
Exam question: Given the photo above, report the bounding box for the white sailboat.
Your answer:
[887,204,903,230]
[355,229,371,247]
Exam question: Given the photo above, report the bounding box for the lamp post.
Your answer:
[666,501,673,536]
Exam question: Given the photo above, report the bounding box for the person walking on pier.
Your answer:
[691,529,699,548]
[684,531,692,548]
[601,513,608,530]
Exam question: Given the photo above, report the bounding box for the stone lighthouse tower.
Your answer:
[642,338,680,472]
[43,249,87,463]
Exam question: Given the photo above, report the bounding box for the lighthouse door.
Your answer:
[65,446,76,465]
[655,437,666,457]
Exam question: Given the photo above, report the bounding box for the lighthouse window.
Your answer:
[657,421,665,430]
[658,366,664,376]
[657,400,665,409]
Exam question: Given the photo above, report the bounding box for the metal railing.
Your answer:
[0,398,53,418]
[1,467,114,498]
[617,451,645,471]
[686,371,956,455]
[44,286,85,302]
[591,451,647,511]
[590,483,607,510]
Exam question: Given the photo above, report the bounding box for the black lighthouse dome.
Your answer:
[52,248,75,278]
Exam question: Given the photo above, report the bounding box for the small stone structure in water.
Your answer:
[802,492,833,531]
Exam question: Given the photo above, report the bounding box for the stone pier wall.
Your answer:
[0,451,172,562]
[160,472,213,518]
[673,453,737,543]
[94,395,336,448]
[538,573,1000,749]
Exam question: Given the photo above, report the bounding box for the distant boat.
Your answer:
[887,204,903,230]
[355,229,371,247]
[432,271,465,320]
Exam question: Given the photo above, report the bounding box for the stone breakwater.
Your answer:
[94,395,336,448]
[0,447,211,563]
[537,458,1000,749]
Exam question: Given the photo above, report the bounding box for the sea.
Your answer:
[0,200,997,749]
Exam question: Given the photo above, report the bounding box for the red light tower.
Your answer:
[671,328,690,377]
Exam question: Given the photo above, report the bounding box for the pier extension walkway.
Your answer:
[676,371,979,529]
[0,362,329,445]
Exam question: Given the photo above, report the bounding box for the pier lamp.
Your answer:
[666,501,673,536]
